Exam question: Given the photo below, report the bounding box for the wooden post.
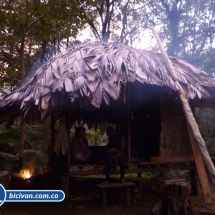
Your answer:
[66,126,71,172]
[126,186,130,206]
[48,114,55,173]
[60,173,69,207]
[187,123,212,204]
[50,114,55,154]
[137,172,142,178]
[19,119,25,169]
[103,188,107,207]
[127,84,131,164]
[65,111,71,171]
[190,169,198,196]
[63,113,71,206]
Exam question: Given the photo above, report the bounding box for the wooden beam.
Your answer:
[151,155,194,163]
[187,123,212,204]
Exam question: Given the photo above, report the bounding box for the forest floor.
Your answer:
[1,176,215,215]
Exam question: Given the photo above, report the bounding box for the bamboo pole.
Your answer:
[150,24,214,204]
[187,123,211,203]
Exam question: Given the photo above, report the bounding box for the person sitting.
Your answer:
[70,126,91,164]
[103,126,126,184]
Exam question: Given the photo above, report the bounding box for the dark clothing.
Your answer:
[71,137,90,156]
[104,132,126,180]
[105,154,126,180]
[106,132,126,152]
[70,137,91,164]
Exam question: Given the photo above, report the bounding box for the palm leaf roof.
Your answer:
[0,42,215,124]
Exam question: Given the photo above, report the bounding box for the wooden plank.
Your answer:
[161,115,185,120]
[70,164,104,168]
[97,182,135,189]
[151,155,194,163]
[187,123,212,204]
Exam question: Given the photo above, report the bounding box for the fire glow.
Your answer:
[20,169,32,179]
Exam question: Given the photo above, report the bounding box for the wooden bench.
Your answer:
[97,182,135,207]
[69,156,195,177]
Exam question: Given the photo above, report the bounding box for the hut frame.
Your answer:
[0,41,215,205]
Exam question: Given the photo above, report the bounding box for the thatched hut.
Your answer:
[0,42,215,204]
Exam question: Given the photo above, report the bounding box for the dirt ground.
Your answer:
[1,177,215,215]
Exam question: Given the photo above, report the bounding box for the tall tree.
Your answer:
[83,0,152,45]
[0,0,89,88]
[151,0,215,76]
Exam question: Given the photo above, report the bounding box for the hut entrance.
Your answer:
[130,83,161,161]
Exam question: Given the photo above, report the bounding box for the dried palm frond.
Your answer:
[0,42,215,123]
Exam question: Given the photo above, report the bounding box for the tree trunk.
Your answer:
[19,0,28,168]
[159,181,194,215]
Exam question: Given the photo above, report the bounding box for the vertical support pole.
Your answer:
[126,186,130,205]
[190,169,198,196]
[48,114,55,173]
[127,84,131,164]
[19,118,25,169]
[65,111,71,171]
[50,114,55,154]
[60,173,69,206]
[63,112,71,207]
[137,172,142,178]
[103,188,106,207]
[187,123,212,204]
[66,125,71,172]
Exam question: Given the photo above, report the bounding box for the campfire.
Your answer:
[11,168,48,190]
[19,168,33,179]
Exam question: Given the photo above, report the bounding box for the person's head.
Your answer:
[106,126,116,138]
[75,127,86,139]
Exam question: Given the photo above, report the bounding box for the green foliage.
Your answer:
[17,149,47,174]
[0,118,50,173]
[86,128,108,146]
[0,0,90,88]
[190,195,205,208]
[0,152,15,172]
